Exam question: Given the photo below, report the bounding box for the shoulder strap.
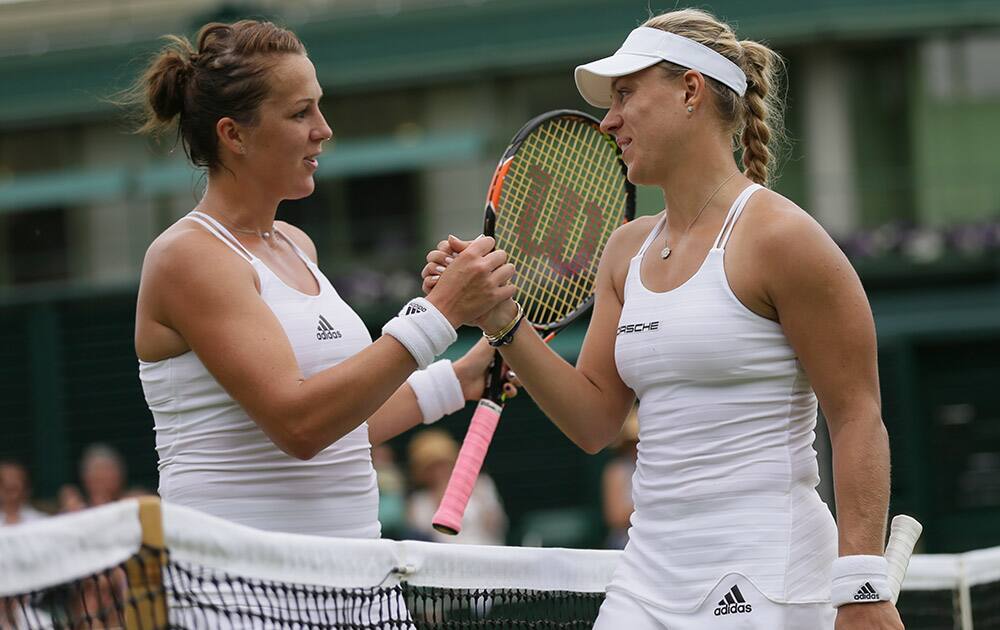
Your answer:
[635,214,667,257]
[184,211,256,262]
[714,184,764,250]
[275,227,316,267]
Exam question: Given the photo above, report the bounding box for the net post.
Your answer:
[124,496,167,629]
[957,555,973,630]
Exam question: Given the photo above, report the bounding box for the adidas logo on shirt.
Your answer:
[854,582,881,601]
[404,303,427,316]
[714,584,752,616]
[316,315,342,341]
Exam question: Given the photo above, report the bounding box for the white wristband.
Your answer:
[830,555,891,607]
[382,297,457,369]
[407,360,466,424]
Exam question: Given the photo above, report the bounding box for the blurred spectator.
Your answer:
[57,484,87,513]
[406,429,507,545]
[79,444,126,507]
[372,443,407,539]
[602,406,638,549]
[0,459,46,526]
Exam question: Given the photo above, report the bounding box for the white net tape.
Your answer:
[2,499,999,630]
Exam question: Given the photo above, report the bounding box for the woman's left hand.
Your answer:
[422,238,455,293]
[452,337,519,401]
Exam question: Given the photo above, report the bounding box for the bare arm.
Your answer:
[425,229,642,454]
[366,338,502,445]
[140,227,513,460]
[278,225,505,447]
[761,210,889,556]
[755,203,901,628]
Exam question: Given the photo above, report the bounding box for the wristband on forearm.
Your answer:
[382,297,457,369]
[407,359,465,424]
[830,555,892,607]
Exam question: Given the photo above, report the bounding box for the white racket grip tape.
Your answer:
[885,514,923,604]
[432,399,503,535]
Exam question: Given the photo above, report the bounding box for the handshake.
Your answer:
[419,234,520,336]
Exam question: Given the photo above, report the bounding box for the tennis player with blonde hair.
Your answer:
[426,8,901,629]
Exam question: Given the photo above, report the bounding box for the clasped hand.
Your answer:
[423,235,517,333]
[423,235,515,328]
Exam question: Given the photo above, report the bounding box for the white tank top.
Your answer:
[611,184,837,610]
[139,211,380,538]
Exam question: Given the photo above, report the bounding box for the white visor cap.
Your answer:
[575,27,748,108]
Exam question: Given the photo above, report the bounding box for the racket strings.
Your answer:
[501,127,611,324]
[539,122,622,314]
[495,117,628,327]
[502,125,600,322]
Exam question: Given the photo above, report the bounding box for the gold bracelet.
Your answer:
[483,301,523,343]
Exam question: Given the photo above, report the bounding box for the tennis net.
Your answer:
[1,497,998,629]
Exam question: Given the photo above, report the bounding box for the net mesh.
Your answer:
[2,545,163,630]
[494,114,630,329]
[2,500,999,630]
[2,550,603,629]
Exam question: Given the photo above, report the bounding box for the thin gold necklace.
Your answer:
[214,213,275,240]
[661,171,740,259]
[228,224,275,240]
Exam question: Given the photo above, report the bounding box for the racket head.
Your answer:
[484,109,635,334]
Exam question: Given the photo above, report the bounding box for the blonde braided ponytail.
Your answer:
[642,9,786,186]
[738,40,783,185]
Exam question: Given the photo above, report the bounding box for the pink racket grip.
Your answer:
[432,399,503,535]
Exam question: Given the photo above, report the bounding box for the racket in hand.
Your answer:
[432,110,636,535]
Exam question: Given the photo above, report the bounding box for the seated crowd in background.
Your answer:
[0,459,46,526]
[0,443,149,525]
[0,435,511,546]
[3,433,638,551]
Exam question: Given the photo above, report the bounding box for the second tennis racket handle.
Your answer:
[885,514,923,603]
[432,399,503,535]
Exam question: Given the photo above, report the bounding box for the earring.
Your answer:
[686,105,694,113]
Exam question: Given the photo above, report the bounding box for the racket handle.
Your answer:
[885,514,923,604]
[432,399,503,535]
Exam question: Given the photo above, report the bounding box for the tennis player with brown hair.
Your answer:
[426,8,900,629]
[132,20,515,540]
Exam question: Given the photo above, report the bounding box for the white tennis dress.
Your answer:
[608,185,838,619]
[139,211,380,539]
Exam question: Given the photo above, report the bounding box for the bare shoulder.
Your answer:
[144,220,248,279]
[735,188,861,302]
[596,213,661,301]
[603,214,661,267]
[275,220,318,263]
[741,189,847,267]
[137,218,260,358]
[140,219,259,304]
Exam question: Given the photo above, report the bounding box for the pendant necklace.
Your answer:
[216,214,275,240]
[661,171,740,259]
[229,225,275,240]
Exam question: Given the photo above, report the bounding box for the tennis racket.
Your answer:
[886,514,922,603]
[432,110,636,535]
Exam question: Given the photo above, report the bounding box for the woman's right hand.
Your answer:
[424,235,516,328]
[423,235,518,332]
